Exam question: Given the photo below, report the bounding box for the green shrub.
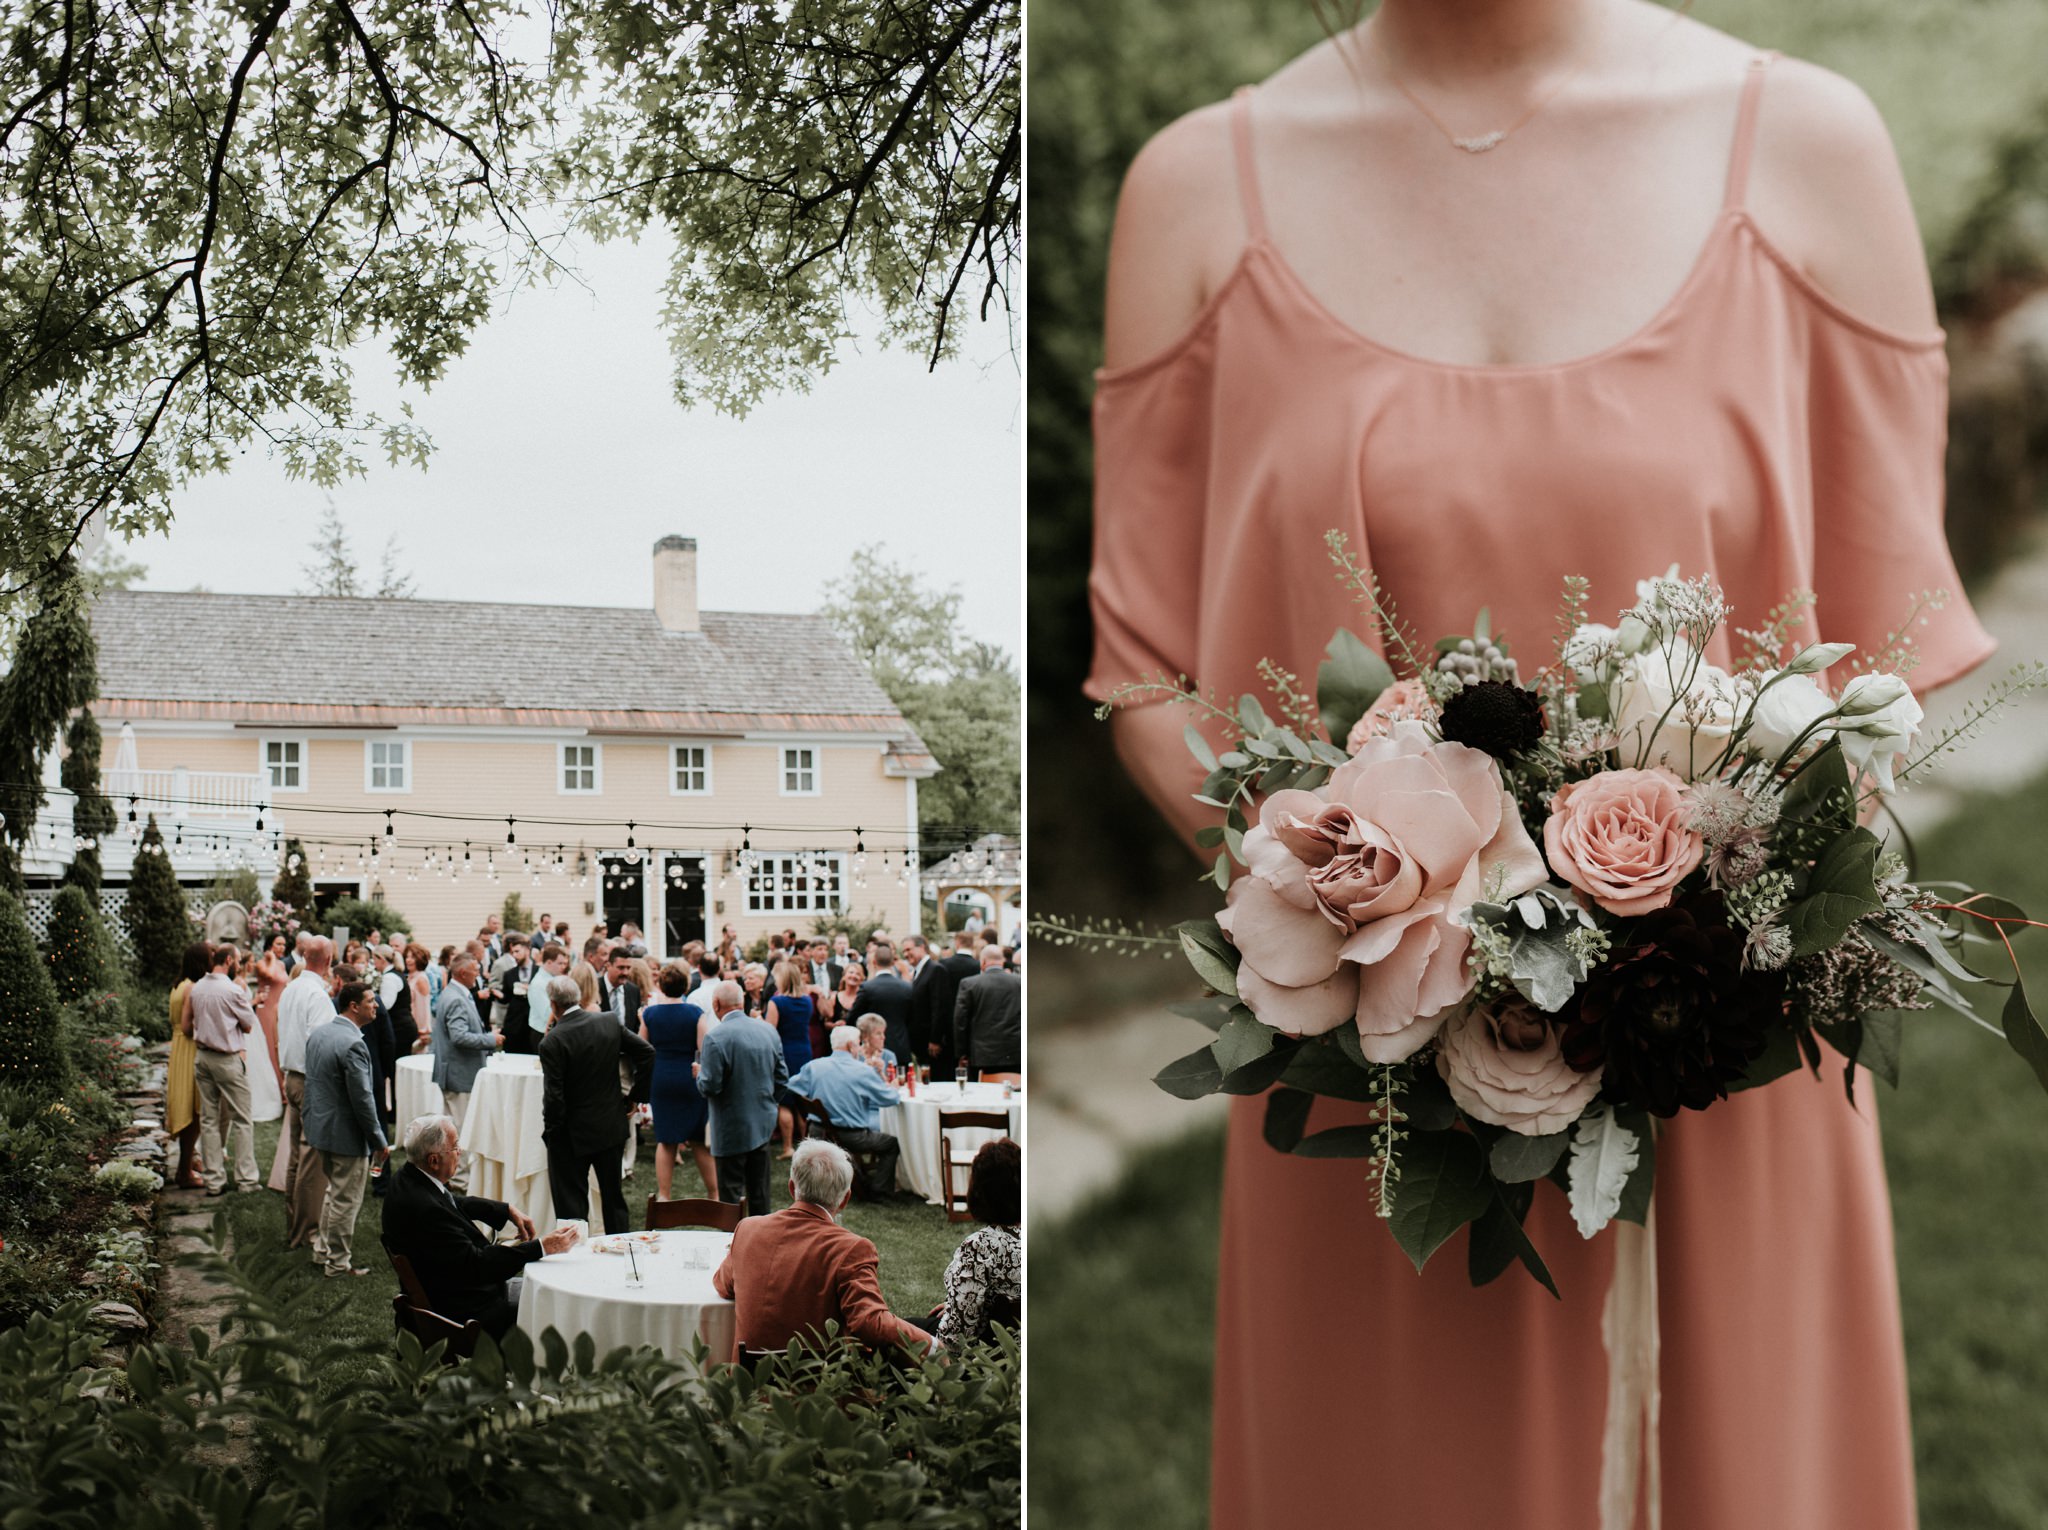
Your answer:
[124,983,172,1045]
[59,711,118,897]
[91,1162,160,1201]
[0,1248,1021,1527]
[269,838,314,923]
[200,867,262,910]
[0,1110,70,1234]
[0,891,71,1102]
[45,885,112,1004]
[316,895,410,945]
[121,816,191,985]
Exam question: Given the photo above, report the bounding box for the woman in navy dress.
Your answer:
[769,960,817,1157]
[640,962,715,1201]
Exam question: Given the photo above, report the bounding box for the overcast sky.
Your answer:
[121,230,1021,656]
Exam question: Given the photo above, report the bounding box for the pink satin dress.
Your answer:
[1085,55,1995,1530]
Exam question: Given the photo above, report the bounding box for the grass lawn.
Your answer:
[208,1118,969,1391]
[1028,767,2048,1530]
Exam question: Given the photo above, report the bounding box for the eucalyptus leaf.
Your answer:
[1193,825,1225,849]
[1154,1045,1224,1100]
[1386,1129,1492,1273]
[1262,1087,1315,1153]
[1176,920,1240,998]
[1317,627,1397,744]
[1489,1128,1571,1184]
[2001,979,2048,1097]
[1184,723,1219,772]
[1212,1013,1276,1075]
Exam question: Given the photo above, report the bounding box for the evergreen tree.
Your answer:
[0,558,99,893]
[0,889,72,1101]
[271,838,314,921]
[124,816,191,985]
[46,883,112,1004]
[60,710,119,896]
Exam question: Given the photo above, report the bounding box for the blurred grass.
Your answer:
[1026,764,2048,1530]
[212,1117,963,1393]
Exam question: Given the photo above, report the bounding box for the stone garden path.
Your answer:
[1029,531,2048,1222]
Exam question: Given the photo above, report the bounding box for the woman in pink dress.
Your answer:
[253,935,290,1079]
[1088,5,1992,1526]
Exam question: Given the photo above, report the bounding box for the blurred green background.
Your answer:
[1027,1,2048,1525]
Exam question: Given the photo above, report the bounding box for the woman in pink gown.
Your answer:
[1087,7,1993,1527]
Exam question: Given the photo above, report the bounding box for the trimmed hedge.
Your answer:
[45,885,112,1005]
[0,891,71,1102]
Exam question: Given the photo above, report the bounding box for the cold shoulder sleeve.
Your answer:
[1083,343,1216,703]
[1805,328,1996,694]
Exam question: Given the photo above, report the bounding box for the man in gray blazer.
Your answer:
[953,944,1022,1078]
[303,980,391,1278]
[696,981,788,1219]
[431,955,501,1191]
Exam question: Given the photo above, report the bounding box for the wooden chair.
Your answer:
[978,1071,1022,1086]
[789,1091,888,1201]
[385,1251,483,1360]
[645,1195,742,1232]
[937,1109,1012,1222]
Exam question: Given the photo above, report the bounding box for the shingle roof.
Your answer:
[89,590,928,754]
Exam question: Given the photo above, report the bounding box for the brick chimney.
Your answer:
[652,535,700,633]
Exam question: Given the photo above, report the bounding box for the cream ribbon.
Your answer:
[1598,1200,1661,1530]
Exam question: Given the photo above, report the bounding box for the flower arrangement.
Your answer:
[1098,535,2048,1292]
[245,899,301,950]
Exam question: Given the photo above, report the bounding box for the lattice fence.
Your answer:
[20,886,208,961]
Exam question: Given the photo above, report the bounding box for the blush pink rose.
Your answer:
[1543,767,1704,918]
[1436,1000,1604,1136]
[1345,678,1436,753]
[1219,720,1547,1062]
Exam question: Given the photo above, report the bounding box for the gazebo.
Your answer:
[921,832,1020,942]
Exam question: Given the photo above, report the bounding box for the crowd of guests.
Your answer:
[160,910,1022,1361]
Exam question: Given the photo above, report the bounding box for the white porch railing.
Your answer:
[104,767,270,824]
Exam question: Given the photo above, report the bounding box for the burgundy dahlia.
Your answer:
[1560,895,1785,1117]
[1438,680,1545,761]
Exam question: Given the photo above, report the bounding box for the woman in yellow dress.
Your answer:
[164,940,211,1188]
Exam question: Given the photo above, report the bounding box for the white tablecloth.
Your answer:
[517,1229,736,1364]
[394,1054,444,1135]
[881,1082,1022,1206]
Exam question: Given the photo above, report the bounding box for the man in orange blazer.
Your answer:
[712,1138,942,1357]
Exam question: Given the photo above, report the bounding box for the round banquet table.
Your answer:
[881,1081,1023,1206]
[517,1228,736,1364]
[394,1054,445,1135]
[463,1054,624,1234]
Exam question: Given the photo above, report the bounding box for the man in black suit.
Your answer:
[601,948,643,1030]
[905,935,948,1075]
[852,940,915,1064]
[536,973,654,1234]
[380,1113,579,1338]
[924,934,979,1075]
[954,944,1022,1078]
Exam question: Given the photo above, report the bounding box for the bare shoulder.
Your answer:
[1101,98,1245,372]
[1745,54,1937,335]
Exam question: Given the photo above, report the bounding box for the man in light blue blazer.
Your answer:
[696,981,788,1219]
[303,980,391,1278]
[431,955,501,1190]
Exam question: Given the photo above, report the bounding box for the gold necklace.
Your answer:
[1362,10,1602,154]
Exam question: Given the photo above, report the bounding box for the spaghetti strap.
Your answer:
[1722,50,1781,211]
[1229,86,1270,242]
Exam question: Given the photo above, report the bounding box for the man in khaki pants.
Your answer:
[185,944,261,1194]
[302,980,390,1277]
[277,936,336,1250]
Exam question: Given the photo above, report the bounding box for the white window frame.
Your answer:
[558,741,602,795]
[670,743,713,796]
[364,738,411,793]
[746,853,844,914]
[262,737,307,794]
[779,745,820,797]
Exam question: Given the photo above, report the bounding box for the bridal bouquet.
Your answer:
[1097,534,2047,1294]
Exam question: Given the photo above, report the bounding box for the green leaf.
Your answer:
[1778,743,1852,824]
[1316,627,1397,744]
[1217,1033,1299,1095]
[1386,1130,1492,1273]
[2001,979,2048,1097]
[1613,1110,1657,1226]
[1262,1088,1315,1153]
[1212,1013,1276,1075]
[1154,1044,1224,1100]
[1175,920,1240,998]
[1290,1124,1382,1157]
[1727,1025,1806,1093]
[1165,995,1234,1032]
[1488,1128,1571,1184]
[1209,852,1231,892]
[1467,1178,1560,1297]
[1193,825,1224,849]
[1397,1064,1458,1132]
[1278,1042,1382,1101]
[1183,723,1219,772]
[1783,827,1884,960]
[1859,1010,1904,1088]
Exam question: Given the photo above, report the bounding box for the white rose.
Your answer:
[1745,671,1836,763]
[1834,672,1922,794]
[1613,645,1747,780]
[1561,623,1619,681]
